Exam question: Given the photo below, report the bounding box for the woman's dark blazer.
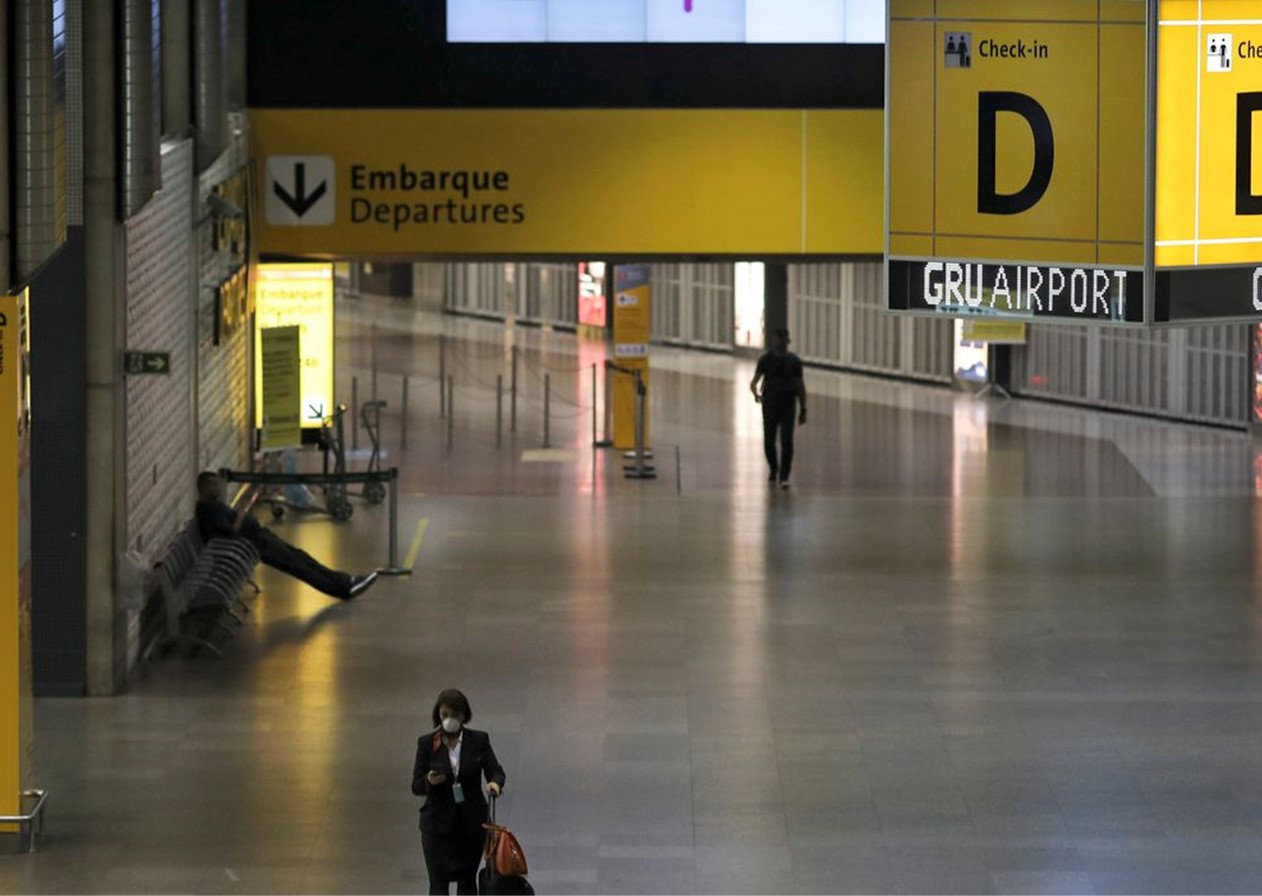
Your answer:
[412,728,507,836]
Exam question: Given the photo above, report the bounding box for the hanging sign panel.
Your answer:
[1154,1,1262,322]
[887,0,1148,324]
[251,108,883,258]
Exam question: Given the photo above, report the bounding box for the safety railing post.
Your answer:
[543,373,552,449]
[439,335,447,419]
[388,467,399,570]
[510,345,518,433]
[401,375,410,451]
[371,323,379,402]
[496,374,504,448]
[351,376,360,452]
[446,375,454,449]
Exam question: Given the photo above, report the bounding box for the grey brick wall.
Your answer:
[197,123,251,475]
[124,137,195,663]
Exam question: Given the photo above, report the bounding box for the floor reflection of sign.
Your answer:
[260,327,303,451]
[254,263,335,429]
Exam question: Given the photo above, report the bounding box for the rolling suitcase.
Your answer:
[478,794,534,895]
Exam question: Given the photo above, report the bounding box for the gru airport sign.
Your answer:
[887,0,1262,326]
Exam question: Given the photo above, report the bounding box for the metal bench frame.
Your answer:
[143,521,260,662]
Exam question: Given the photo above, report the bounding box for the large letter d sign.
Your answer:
[978,91,1055,216]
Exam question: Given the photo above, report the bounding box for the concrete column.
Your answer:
[225,0,246,109]
[161,0,191,136]
[83,0,125,694]
[763,262,789,338]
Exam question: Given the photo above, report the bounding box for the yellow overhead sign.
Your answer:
[887,0,1147,324]
[1152,1,1262,320]
[253,264,335,429]
[251,108,883,258]
[1158,2,1262,267]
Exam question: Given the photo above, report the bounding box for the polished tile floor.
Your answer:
[8,298,1262,894]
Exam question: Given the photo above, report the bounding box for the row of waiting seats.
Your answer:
[141,519,261,663]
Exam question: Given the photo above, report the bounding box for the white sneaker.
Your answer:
[779,479,790,490]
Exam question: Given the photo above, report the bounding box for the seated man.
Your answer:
[195,472,379,600]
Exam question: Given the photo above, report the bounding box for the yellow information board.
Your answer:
[253,264,335,429]
[612,265,651,451]
[0,289,32,833]
[260,326,302,451]
[251,108,883,258]
[887,0,1147,324]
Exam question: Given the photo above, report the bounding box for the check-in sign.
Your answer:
[1155,4,1262,321]
[887,1,1146,324]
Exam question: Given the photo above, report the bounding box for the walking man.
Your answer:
[195,472,379,600]
[750,328,807,489]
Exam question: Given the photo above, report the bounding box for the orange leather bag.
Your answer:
[483,798,528,877]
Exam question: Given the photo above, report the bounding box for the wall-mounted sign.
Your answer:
[260,326,303,451]
[253,263,335,429]
[123,351,171,375]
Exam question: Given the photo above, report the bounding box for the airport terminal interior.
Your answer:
[10,1,1262,895]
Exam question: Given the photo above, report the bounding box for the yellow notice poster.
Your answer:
[260,326,302,451]
[253,264,335,429]
[0,289,32,833]
[961,320,1028,345]
[612,265,651,451]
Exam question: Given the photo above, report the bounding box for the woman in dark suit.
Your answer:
[412,688,507,896]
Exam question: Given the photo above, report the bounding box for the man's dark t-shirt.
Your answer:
[756,351,804,406]
[195,499,263,546]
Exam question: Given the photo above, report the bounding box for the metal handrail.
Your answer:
[0,789,49,853]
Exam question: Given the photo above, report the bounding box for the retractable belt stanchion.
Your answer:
[543,373,552,449]
[606,362,656,480]
[401,376,410,451]
[439,336,447,419]
[496,374,504,448]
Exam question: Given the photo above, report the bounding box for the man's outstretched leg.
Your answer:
[255,529,377,599]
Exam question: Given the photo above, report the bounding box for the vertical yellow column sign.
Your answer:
[0,289,33,833]
[612,265,651,451]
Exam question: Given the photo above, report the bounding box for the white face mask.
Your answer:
[441,717,462,734]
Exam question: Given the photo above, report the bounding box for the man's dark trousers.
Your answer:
[254,529,352,598]
[763,400,796,479]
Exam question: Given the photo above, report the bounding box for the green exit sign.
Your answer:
[123,351,171,375]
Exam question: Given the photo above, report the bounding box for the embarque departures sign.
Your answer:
[889,0,1262,326]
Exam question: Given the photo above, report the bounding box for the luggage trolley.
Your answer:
[265,405,356,522]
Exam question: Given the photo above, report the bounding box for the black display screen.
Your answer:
[246,0,884,109]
